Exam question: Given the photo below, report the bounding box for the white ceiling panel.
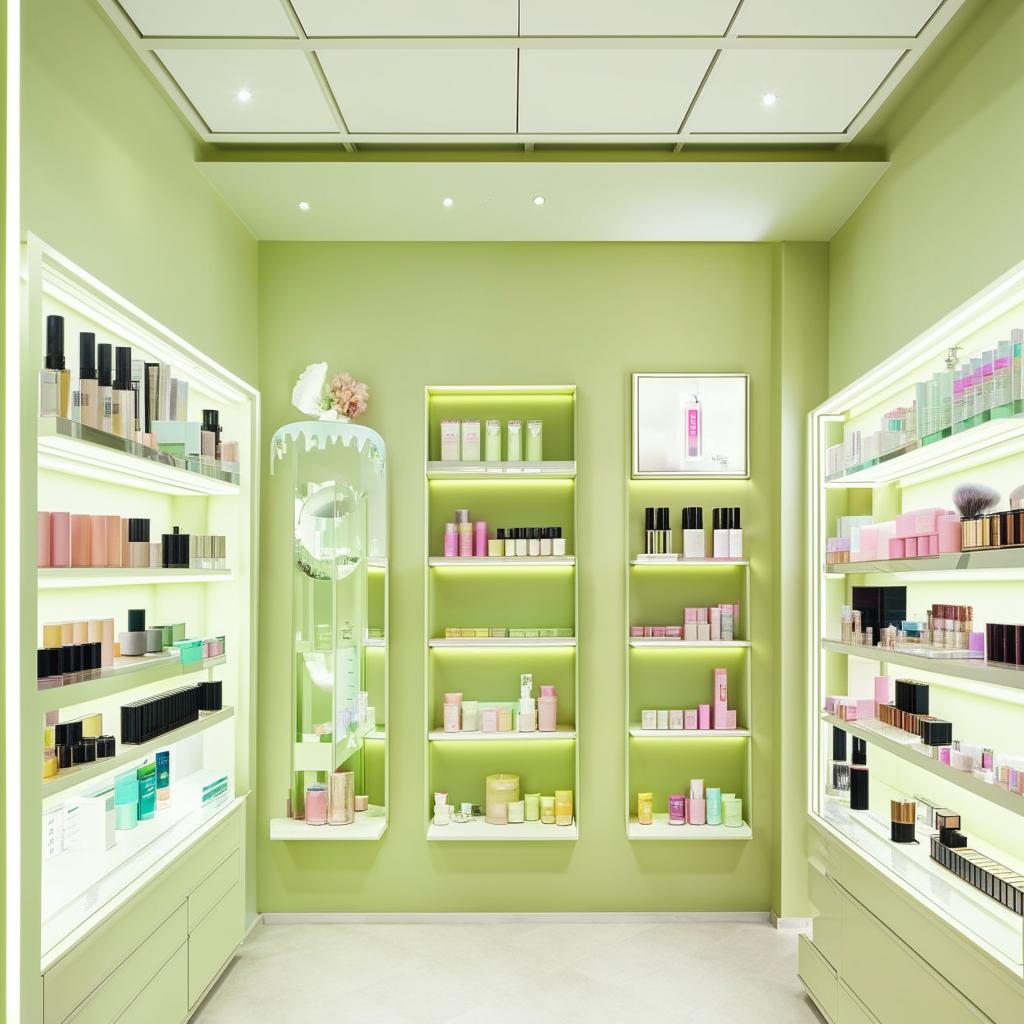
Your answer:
[519,0,739,36]
[319,49,516,132]
[687,49,902,134]
[157,49,338,133]
[520,50,715,133]
[116,0,297,38]
[734,0,943,38]
[291,0,519,37]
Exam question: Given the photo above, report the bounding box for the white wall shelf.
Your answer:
[630,558,749,567]
[628,638,751,649]
[822,713,1024,818]
[629,725,751,739]
[38,417,240,496]
[36,654,227,713]
[43,707,235,798]
[428,726,576,742]
[627,815,752,840]
[822,639,1024,692]
[427,460,575,480]
[428,556,575,567]
[427,818,578,841]
[38,567,232,588]
[269,808,387,841]
[428,637,576,649]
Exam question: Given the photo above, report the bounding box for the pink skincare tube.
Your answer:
[443,523,458,557]
[474,520,488,557]
[37,512,51,567]
[70,514,91,567]
[50,512,71,568]
[89,515,108,567]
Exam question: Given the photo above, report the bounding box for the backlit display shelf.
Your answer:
[38,567,232,588]
[428,556,575,567]
[38,416,240,496]
[627,814,752,840]
[427,817,578,841]
[824,548,1024,580]
[427,460,575,480]
[628,638,751,649]
[822,639,1024,693]
[428,636,576,649]
[427,725,576,742]
[630,557,750,567]
[628,725,751,739]
[269,806,387,841]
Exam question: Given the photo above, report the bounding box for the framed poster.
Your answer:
[632,373,749,478]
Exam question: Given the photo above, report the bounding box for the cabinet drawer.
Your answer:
[188,881,242,1008]
[188,849,239,932]
[838,981,879,1024]
[44,805,242,1024]
[65,907,186,1024]
[799,933,837,1023]
[114,942,187,1024]
[808,857,842,970]
[841,891,990,1024]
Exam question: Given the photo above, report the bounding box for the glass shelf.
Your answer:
[824,548,1024,579]
[426,460,575,479]
[428,637,576,649]
[38,417,239,496]
[428,556,576,567]
[629,725,751,738]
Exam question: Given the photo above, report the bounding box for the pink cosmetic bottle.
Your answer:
[38,512,51,567]
[443,523,457,557]
[474,520,488,557]
[538,686,558,732]
[90,515,107,567]
[70,514,91,567]
[105,516,122,567]
[50,512,71,568]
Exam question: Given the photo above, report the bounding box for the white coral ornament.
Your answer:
[291,362,329,417]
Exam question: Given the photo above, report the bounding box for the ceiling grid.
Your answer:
[97,0,965,150]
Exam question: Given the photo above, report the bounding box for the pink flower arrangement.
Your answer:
[328,372,369,419]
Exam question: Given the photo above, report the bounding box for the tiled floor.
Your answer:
[193,920,824,1023]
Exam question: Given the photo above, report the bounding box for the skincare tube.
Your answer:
[484,419,502,462]
[682,506,705,559]
[728,508,743,559]
[506,420,522,461]
[526,419,543,462]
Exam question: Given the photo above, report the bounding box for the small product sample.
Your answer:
[638,668,739,731]
[631,603,741,642]
[37,315,240,476]
[442,507,567,558]
[634,782,744,827]
[929,810,1024,916]
[439,417,544,463]
[441,675,561,734]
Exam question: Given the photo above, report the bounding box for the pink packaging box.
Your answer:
[905,537,918,558]
[712,668,728,728]
[874,675,891,710]
[652,626,666,638]
[926,533,939,556]
[629,626,643,637]
[698,704,710,729]
[938,513,961,553]
[723,710,737,730]
[888,537,905,559]
[666,625,683,638]
[684,710,698,730]
[643,626,653,637]
[858,525,879,561]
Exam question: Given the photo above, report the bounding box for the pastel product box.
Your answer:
[876,521,896,555]
[712,668,728,728]
[70,514,91,567]
[440,420,460,461]
[856,525,879,561]
[460,420,481,462]
[896,508,945,538]
[63,786,116,852]
[665,625,683,639]
[874,675,891,711]
[484,419,502,462]
[926,534,939,556]
[969,631,985,654]
[50,511,70,567]
[37,511,51,567]
[723,710,737,730]
[652,625,666,638]
[629,626,644,638]
[641,709,657,730]
[643,626,653,637]
[698,704,710,730]
[669,709,684,730]
[154,420,202,458]
[905,537,918,558]
[481,707,498,732]
[938,513,961,553]
[684,710,698,730]
[137,761,157,821]
[174,639,204,665]
[656,710,669,730]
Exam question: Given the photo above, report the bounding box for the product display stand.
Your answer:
[424,385,579,840]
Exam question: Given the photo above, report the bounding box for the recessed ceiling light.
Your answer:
[442,197,455,208]
[298,201,310,211]
[236,88,252,103]
[762,92,777,107]
[533,195,546,206]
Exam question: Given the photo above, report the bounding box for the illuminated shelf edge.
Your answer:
[627,815,752,840]
[629,726,750,738]
[269,809,387,841]
[39,568,232,588]
[427,818,578,841]
[428,637,576,648]
[427,726,576,742]
[824,548,1024,577]
[427,556,575,567]
[629,639,750,649]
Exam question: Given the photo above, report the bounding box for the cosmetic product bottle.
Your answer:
[304,784,328,825]
[507,800,525,824]
[507,419,522,461]
[440,419,461,461]
[712,508,729,559]
[128,519,151,567]
[458,519,473,558]
[37,511,52,568]
[162,526,190,569]
[528,527,540,557]
[39,368,59,418]
[49,512,70,568]
[45,315,71,418]
[503,529,516,557]
[644,507,656,554]
[202,409,222,459]
[536,795,554,824]
[120,608,147,657]
[489,529,504,557]
[850,765,869,810]
[526,419,543,462]
[540,527,553,557]
[461,420,481,462]
[462,700,479,731]
[443,692,462,732]
[637,792,654,825]
[706,788,723,826]
[555,789,572,826]
[538,685,558,732]
[156,750,170,808]
[668,793,686,825]
[684,393,702,461]
[523,792,540,821]
[78,332,98,429]
[514,528,528,557]
[682,507,705,560]
[328,770,355,825]
[722,795,744,827]
[484,419,501,462]
[112,346,134,440]
[70,514,91,567]
[114,769,139,830]
[552,527,566,557]
[443,523,457,557]
[688,780,706,825]
[473,520,488,557]
[96,343,113,432]
[728,507,743,559]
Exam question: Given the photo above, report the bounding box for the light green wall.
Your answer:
[258,241,827,912]
[21,0,258,386]
[829,0,1024,391]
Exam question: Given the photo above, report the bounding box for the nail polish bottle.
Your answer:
[682,506,705,560]
[552,527,566,557]
[97,343,113,433]
[78,332,98,429]
[712,508,730,559]
[45,315,71,418]
[728,507,743,559]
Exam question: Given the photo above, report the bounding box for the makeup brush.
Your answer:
[1010,484,1024,510]
[953,483,1000,519]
